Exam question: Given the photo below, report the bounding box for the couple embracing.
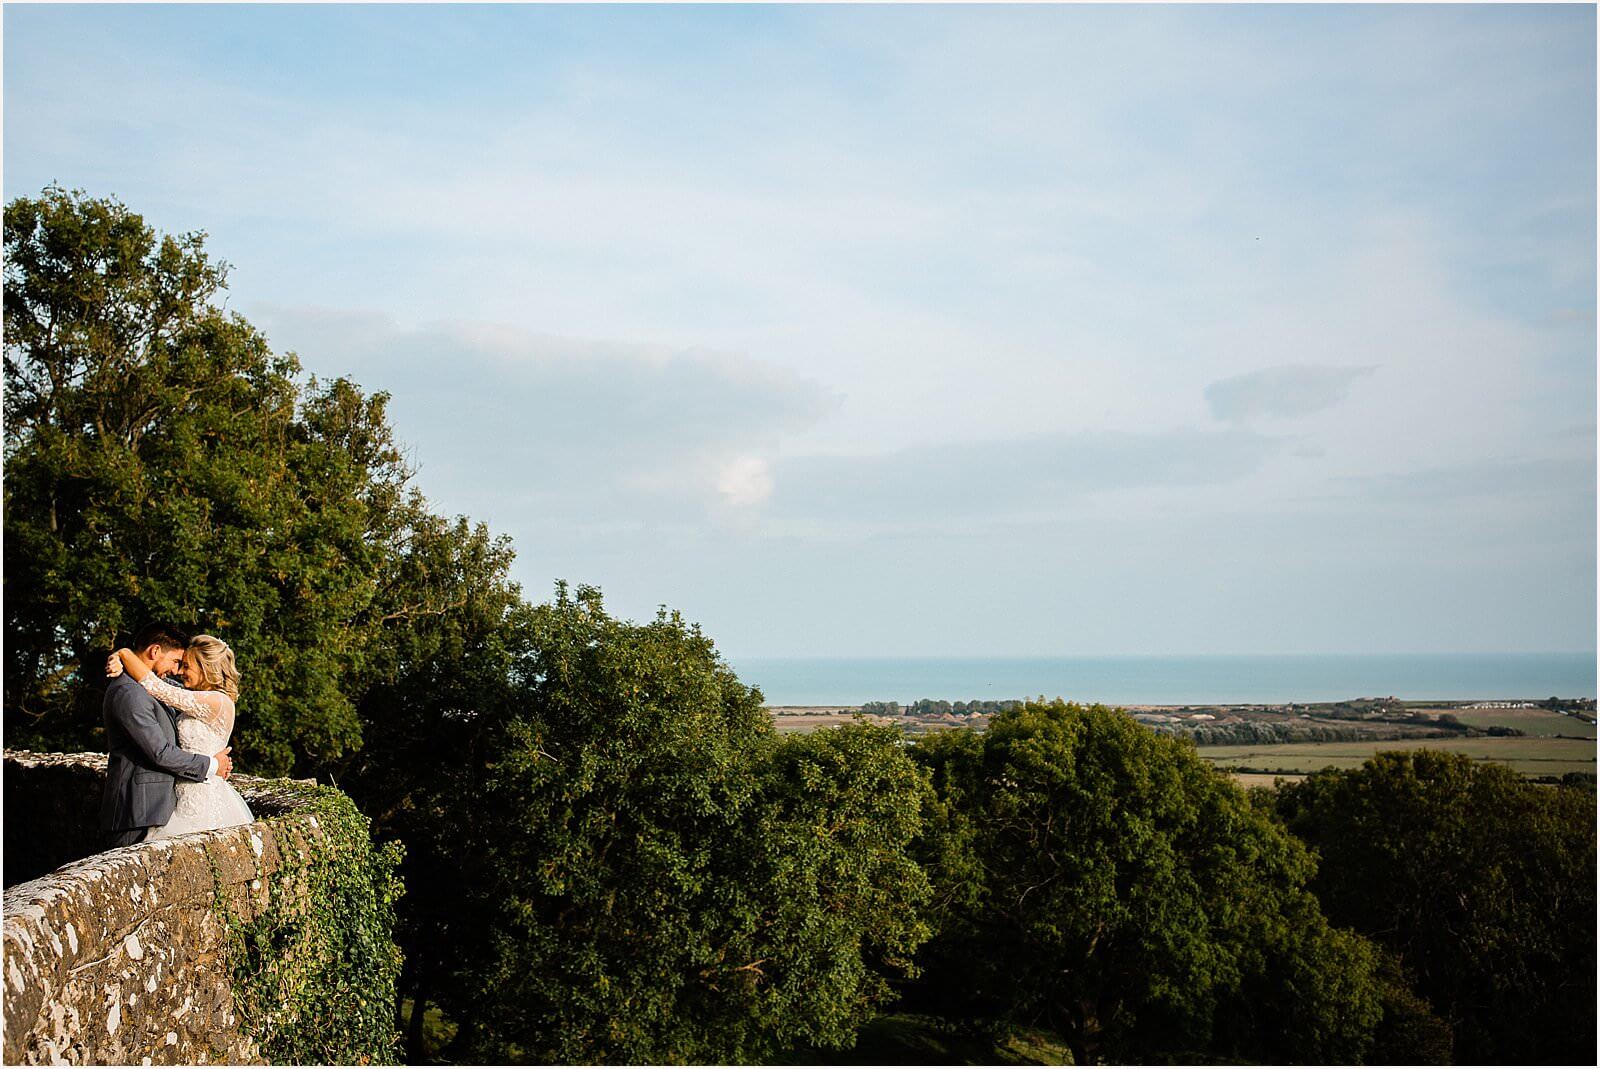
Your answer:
[98,622,254,850]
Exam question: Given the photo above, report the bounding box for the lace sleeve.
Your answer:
[138,675,232,732]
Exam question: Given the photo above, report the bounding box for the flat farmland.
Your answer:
[1229,771,1307,788]
[1197,735,1596,777]
[767,707,890,734]
[1441,707,1596,738]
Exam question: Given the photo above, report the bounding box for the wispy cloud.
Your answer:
[763,429,1282,521]
[254,306,838,523]
[1205,364,1378,425]
[6,4,1592,654]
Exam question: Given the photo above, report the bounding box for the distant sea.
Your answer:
[729,653,1598,707]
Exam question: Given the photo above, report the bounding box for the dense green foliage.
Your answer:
[1275,751,1597,1065]
[1182,720,1435,745]
[405,585,932,1063]
[902,702,1406,1064]
[336,513,529,1059]
[743,719,934,1049]
[210,781,405,1064]
[3,186,415,774]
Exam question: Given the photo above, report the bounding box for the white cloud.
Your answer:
[251,305,836,525]
[716,456,775,507]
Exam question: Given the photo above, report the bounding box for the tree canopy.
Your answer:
[4,186,418,773]
[424,586,932,1063]
[903,701,1399,1064]
[1275,751,1597,1065]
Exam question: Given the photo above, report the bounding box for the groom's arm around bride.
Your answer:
[98,623,234,850]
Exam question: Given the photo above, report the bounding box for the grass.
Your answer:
[1229,771,1307,787]
[1444,707,1596,738]
[1197,735,1596,777]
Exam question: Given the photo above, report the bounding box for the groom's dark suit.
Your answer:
[99,672,210,848]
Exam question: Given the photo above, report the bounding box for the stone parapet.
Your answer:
[2,750,336,1065]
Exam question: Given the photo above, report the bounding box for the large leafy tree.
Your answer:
[335,512,529,1060]
[430,585,932,1064]
[734,719,934,1054]
[4,187,411,773]
[1275,751,1597,1065]
[904,701,1395,1064]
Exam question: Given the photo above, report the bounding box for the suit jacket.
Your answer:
[99,672,210,833]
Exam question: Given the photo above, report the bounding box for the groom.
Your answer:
[99,622,234,849]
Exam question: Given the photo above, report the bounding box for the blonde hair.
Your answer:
[187,635,241,701]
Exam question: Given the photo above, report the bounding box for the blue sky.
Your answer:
[5,3,1595,657]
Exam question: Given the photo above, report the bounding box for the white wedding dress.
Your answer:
[136,675,255,839]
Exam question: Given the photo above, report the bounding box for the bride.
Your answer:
[107,635,255,836]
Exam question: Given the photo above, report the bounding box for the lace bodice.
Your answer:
[177,713,229,755]
[137,672,254,840]
[138,675,235,750]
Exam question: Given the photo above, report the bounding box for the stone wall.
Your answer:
[2,751,361,1065]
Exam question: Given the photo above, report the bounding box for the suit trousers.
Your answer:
[101,827,149,850]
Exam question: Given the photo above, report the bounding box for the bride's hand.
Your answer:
[105,652,124,678]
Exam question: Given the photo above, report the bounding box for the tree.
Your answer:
[333,511,529,1060]
[904,701,1392,1064]
[1275,751,1597,1065]
[736,719,933,1054]
[4,187,412,773]
[428,585,932,1064]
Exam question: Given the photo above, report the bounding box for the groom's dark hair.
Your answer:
[130,621,189,654]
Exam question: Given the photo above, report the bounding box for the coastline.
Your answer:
[763,698,1594,715]
[736,652,1598,708]
[765,699,1599,783]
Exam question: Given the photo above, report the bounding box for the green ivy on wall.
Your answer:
[208,783,405,1064]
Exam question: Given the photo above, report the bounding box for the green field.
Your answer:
[1198,735,1596,778]
[1443,707,1596,738]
